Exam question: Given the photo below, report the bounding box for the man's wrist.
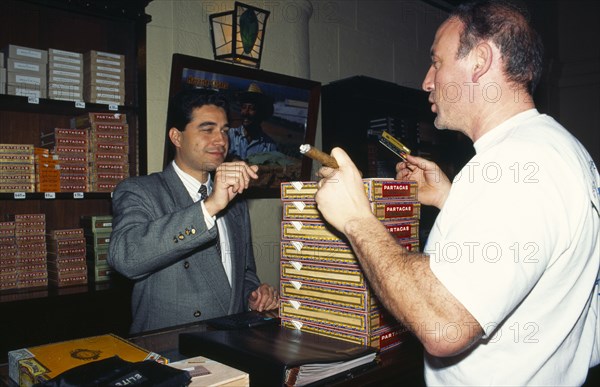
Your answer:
[200,200,216,228]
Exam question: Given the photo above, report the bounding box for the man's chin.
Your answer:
[203,157,226,170]
[434,118,449,131]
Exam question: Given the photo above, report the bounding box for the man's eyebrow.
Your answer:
[198,120,229,128]
[198,120,217,127]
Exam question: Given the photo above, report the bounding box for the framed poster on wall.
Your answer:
[166,54,321,198]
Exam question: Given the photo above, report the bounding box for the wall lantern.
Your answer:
[209,2,270,69]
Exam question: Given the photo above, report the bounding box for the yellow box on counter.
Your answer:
[8,333,168,386]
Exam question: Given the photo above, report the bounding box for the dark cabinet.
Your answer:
[321,76,474,244]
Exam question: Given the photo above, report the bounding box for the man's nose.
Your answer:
[422,66,435,92]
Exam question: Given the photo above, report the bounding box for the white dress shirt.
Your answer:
[172,161,233,286]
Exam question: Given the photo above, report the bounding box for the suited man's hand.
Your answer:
[248,283,279,312]
[205,161,259,216]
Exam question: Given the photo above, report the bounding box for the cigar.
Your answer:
[299,144,339,168]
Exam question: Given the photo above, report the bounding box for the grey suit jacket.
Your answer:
[108,163,261,334]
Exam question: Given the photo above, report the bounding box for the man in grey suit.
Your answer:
[108,89,279,334]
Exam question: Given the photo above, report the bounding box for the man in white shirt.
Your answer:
[314,0,600,385]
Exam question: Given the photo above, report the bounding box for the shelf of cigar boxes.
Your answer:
[0,0,149,353]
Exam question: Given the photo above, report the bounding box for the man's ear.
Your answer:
[472,42,493,83]
[168,127,182,148]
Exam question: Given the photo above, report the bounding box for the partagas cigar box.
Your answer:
[282,199,421,221]
[279,297,397,333]
[280,259,366,289]
[281,219,419,243]
[281,318,410,351]
[363,178,418,201]
[70,112,127,128]
[281,179,418,201]
[281,240,359,266]
[280,220,347,244]
[280,279,381,312]
[280,181,319,200]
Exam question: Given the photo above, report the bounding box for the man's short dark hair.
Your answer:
[166,88,229,132]
[450,0,544,95]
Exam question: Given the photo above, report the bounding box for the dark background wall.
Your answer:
[427,0,600,164]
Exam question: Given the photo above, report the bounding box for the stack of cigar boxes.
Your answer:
[0,221,17,290]
[0,144,36,193]
[81,215,113,283]
[40,128,89,192]
[34,147,60,192]
[47,48,84,102]
[46,228,87,287]
[3,44,47,99]
[4,213,49,290]
[278,178,420,351]
[71,112,129,192]
[84,50,125,106]
[1,44,126,105]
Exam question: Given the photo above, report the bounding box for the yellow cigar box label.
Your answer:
[283,201,321,220]
[280,300,369,331]
[280,300,394,332]
[280,181,319,200]
[280,241,358,265]
[281,221,346,243]
[280,281,380,311]
[280,260,366,289]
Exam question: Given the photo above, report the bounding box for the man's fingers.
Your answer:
[317,166,337,180]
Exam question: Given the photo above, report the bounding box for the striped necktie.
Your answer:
[198,185,221,256]
[198,184,208,201]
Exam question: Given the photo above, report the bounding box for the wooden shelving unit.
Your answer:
[0,0,151,362]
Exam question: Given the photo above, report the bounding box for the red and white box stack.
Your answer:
[46,228,87,287]
[12,213,48,289]
[278,178,420,351]
[40,128,89,192]
[70,112,130,192]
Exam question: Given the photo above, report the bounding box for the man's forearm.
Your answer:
[343,216,482,356]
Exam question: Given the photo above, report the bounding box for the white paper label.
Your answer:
[290,281,302,290]
[290,261,303,271]
[291,241,304,251]
[292,201,306,211]
[291,181,304,191]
